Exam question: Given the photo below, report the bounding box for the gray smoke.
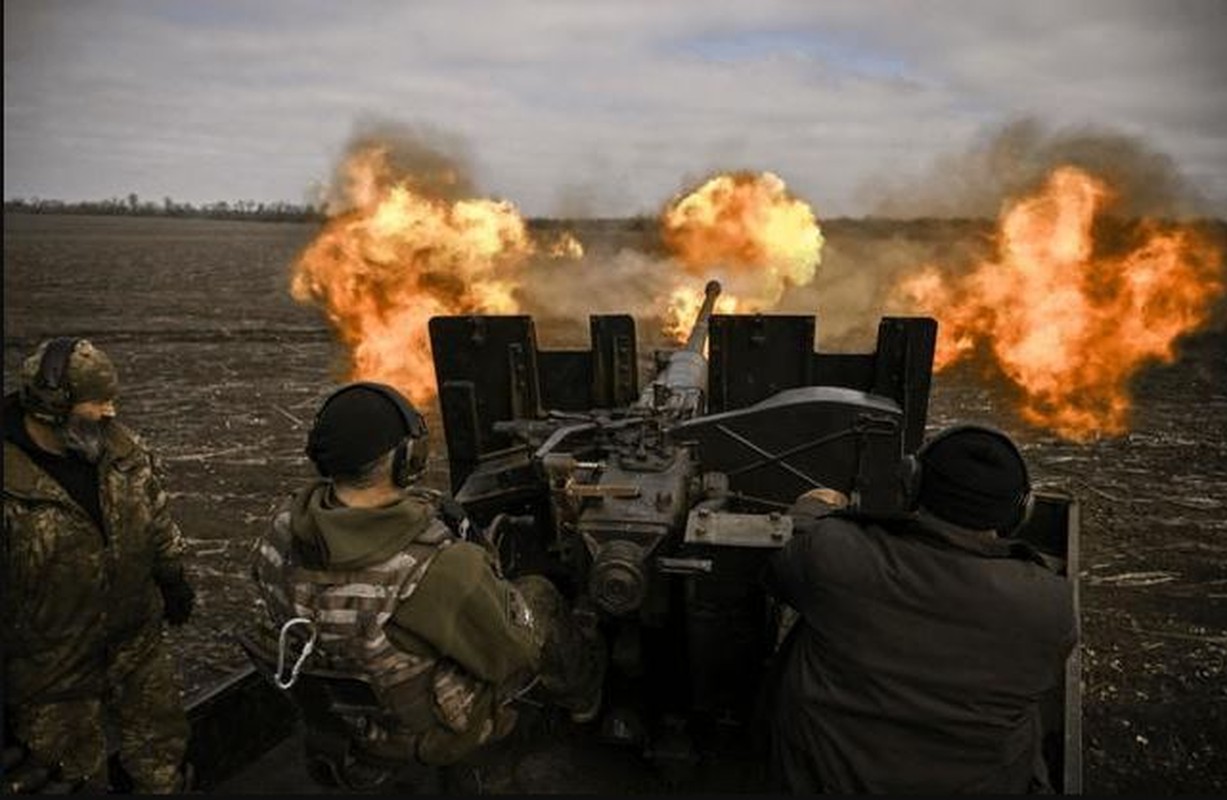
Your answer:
[326,117,478,212]
[777,219,996,351]
[791,119,1219,350]
[864,118,1209,220]
[515,240,687,350]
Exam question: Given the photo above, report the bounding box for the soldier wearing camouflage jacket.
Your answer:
[2,338,194,793]
[248,382,604,785]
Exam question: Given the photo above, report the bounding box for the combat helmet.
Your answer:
[20,337,119,425]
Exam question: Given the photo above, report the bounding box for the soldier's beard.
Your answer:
[60,415,111,463]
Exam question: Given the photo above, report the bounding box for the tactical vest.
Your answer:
[251,497,457,748]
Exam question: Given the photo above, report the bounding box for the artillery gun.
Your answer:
[162,280,1082,793]
[427,278,935,773]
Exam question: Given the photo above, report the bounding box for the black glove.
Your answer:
[439,498,473,541]
[157,571,196,627]
[439,498,506,568]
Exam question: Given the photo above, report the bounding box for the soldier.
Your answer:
[248,381,604,786]
[764,424,1077,793]
[2,337,195,793]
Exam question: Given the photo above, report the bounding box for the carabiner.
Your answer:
[275,617,318,690]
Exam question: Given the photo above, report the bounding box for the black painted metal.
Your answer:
[184,665,297,791]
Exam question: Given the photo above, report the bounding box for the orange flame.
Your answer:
[291,145,576,405]
[547,231,585,259]
[660,171,824,340]
[662,286,740,342]
[896,165,1224,440]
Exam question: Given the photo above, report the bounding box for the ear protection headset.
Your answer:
[898,423,1034,536]
[305,382,428,488]
[25,337,83,423]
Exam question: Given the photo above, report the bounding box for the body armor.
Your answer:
[250,505,472,775]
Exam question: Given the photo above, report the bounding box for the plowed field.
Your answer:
[4,212,1225,793]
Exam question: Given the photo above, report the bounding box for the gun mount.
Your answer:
[426,284,939,761]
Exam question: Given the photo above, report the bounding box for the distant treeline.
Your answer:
[2,198,656,227]
[5,198,1219,236]
[3,195,324,223]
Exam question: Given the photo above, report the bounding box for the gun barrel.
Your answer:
[683,280,723,353]
[634,280,721,416]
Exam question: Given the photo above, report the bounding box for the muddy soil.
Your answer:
[4,212,1225,793]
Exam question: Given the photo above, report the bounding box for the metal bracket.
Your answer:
[683,509,793,548]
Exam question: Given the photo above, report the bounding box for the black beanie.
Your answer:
[918,427,1030,531]
[308,385,412,477]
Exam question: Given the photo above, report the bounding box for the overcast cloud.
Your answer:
[5,0,1226,217]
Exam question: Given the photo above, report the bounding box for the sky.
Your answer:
[5,0,1227,218]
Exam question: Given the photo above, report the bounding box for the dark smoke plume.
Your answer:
[325,117,478,212]
[865,118,1209,220]
[791,119,1220,350]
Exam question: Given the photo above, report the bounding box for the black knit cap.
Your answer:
[918,426,1030,531]
[307,384,413,477]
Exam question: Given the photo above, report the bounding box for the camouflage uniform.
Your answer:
[250,481,602,771]
[2,344,190,793]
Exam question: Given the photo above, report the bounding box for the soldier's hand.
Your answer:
[439,498,473,541]
[158,571,196,626]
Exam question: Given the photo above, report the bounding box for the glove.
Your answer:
[157,571,196,627]
[439,498,503,564]
[439,498,473,541]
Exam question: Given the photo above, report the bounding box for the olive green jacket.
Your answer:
[280,481,540,687]
[3,409,186,705]
[268,481,540,763]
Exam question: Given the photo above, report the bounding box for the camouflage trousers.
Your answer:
[8,625,189,793]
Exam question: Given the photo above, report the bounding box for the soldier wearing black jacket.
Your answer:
[765,424,1077,794]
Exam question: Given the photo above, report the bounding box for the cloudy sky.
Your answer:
[5,0,1226,218]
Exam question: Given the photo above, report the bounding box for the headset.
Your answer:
[305,382,428,488]
[898,423,1034,536]
[24,337,83,423]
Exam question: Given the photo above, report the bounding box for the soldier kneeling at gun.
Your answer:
[242,381,606,790]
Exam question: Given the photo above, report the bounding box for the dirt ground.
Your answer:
[4,212,1225,793]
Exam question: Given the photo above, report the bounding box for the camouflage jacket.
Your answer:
[251,481,539,765]
[251,493,449,722]
[2,400,186,705]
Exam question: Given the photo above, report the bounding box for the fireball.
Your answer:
[895,166,1224,440]
[660,171,824,340]
[291,145,577,406]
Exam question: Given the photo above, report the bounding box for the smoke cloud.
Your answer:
[306,119,1219,369]
[516,241,692,349]
[862,118,1209,220]
[779,119,1220,352]
[325,117,479,212]
[306,122,698,356]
